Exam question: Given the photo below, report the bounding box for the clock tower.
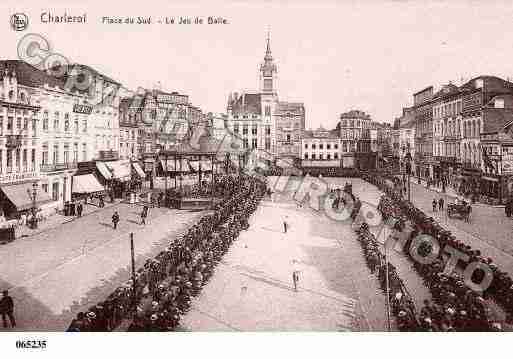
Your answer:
[259,31,278,98]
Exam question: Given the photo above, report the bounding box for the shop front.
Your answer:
[0,180,53,220]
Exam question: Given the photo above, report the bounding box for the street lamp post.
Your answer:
[27,182,38,229]
[405,152,412,203]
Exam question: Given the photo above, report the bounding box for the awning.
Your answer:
[1,182,53,212]
[96,162,113,180]
[105,161,131,181]
[132,162,146,178]
[73,174,105,194]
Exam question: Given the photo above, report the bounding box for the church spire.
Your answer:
[264,29,272,61]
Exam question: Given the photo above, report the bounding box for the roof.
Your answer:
[276,101,304,114]
[0,60,67,91]
[70,63,120,86]
[482,108,513,133]
[303,127,339,139]
[340,110,371,120]
[231,93,261,115]
[433,83,460,99]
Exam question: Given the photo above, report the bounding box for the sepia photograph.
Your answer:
[0,0,512,356]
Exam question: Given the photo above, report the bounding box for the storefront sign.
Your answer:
[502,159,513,174]
[73,104,93,115]
[0,172,38,184]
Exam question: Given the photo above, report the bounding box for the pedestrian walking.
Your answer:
[283,218,288,233]
[438,197,444,211]
[0,290,16,328]
[292,271,300,291]
[432,198,437,212]
[141,205,148,225]
[77,202,83,217]
[112,211,120,230]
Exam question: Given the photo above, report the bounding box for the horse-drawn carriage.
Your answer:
[447,202,471,221]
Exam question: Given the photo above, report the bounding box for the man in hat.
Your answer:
[0,290,15,328]
[112,211,120,229]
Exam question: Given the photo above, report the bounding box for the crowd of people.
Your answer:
[355,222,419,331]
[361,171,509,331]
[67,174,266,332]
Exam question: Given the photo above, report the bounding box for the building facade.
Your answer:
[225,33,305,168]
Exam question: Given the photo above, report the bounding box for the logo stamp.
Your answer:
[10,13,29,31]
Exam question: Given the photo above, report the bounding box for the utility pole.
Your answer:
[130,232,137,312]
[383,225,391,332]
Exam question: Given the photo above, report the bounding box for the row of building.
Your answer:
[0,58,210,220]
[220,33,391,175]
[391,76,513,204]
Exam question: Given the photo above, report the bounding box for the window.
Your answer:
[64,144,70,164]
[265,138,271,150]
[334,143,338,149]
[243,138,248,149]
[312,144,316,149]
[82,120,87,132]
[327,144,331,150]
[43,111,49,131]
[319,143,323,150]
[265,126,271,135]
[31,148,35,171]
[252,125,257,135]
[264,79,273,91]
[0,116,3,135]
[233,124,239,134]
[53,144,59,164]
[311,153,316,160]
[17,117,21,130]
[54,116,59,131]
[42,183,48,193]
[82,143,87,161]
[327,154,331,160]
[0,150,2,173]
[23,118,28,130]
[73,143,78,163]
[304,153,309,159]
[32,119,36,136]
[265,105,271,116]
[42,143,48,165]
[74,118,79,133]
[6,150,12,172]
[16,149,20,170]
[334,153,339,159]
[52,182,59,201]
[350,120,354,127]
[286,134,291,142]
[242,124,248,135]
[22,149,27,171]
[304,143,308,149]
[251,138,257,149]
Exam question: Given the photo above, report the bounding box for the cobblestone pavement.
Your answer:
[181,180,391,331]
[0,203,206,331]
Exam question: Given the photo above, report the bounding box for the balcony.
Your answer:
[40,162,78,172]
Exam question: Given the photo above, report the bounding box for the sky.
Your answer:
[3,0,513,130]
